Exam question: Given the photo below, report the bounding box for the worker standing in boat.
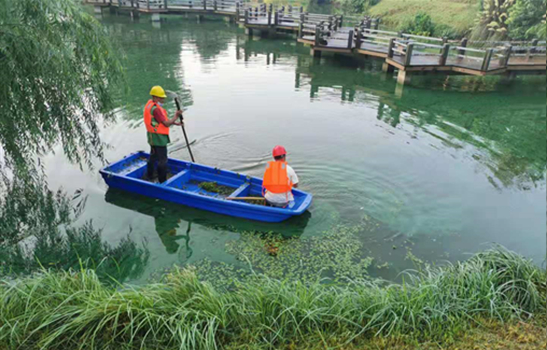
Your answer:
[263,146,299,208]
[144,86,183,183]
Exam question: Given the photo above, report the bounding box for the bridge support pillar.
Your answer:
[94,6,103,15]
[396,70,411,85]
[151,13,161,22]
[500,71,517,84]
[310,48,321,58]
[262,27,276,38]
[382,62,394,73]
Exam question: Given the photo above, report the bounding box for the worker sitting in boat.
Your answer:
[144,85,183,183]
[262,145,299,208]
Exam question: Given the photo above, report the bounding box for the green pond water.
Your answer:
[42,13,546,284]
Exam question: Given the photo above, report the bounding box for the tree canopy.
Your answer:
[0,0,125,176]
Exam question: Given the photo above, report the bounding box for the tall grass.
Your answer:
[0,247,544,349]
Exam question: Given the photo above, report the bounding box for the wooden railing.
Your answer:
[86,0,546,73]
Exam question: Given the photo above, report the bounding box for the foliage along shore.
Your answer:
[0,247,545,349]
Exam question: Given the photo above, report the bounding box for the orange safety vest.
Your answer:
[262,161,293,196]
[143,100,169,135]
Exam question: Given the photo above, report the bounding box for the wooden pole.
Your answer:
[387,38,395,58]
[355,28,362,49]
[315,25,321,46]
[530,38,539,54]
[236,2,240,22]
[439,44,449,65]
[481,48,493,71]
[299,13,304,38]
[347,29,354,49]
[404,43,414,66]
[458,38,468,57]
[174,98,195,163]
[502,45,512,66]
[441,36,447,53]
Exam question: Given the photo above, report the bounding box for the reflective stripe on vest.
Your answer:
[144,100,169,135]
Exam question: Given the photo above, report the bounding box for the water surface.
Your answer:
[44,14,546,283]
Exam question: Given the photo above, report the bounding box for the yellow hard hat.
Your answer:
[150,85,167,98]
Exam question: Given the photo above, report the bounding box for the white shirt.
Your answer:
[264,164,299,205]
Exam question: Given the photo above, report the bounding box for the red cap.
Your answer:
[272,145,287,157]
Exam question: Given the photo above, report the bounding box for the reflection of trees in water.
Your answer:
[186,22,238,61]
[0,180,149,283]
[101,17,193,118]
[294,56,546,187]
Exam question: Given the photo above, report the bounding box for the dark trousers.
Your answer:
[147,146,168,183]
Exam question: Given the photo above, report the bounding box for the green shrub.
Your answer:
[507,0,547,39]
[401,12,436,36]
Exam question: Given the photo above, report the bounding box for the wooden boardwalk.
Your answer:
[300,21,546,84]
[86,1,546,85]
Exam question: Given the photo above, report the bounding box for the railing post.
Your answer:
[502,44,512,66]
[299,13,304,38]
[274,11,279,25]
[214,0,217,11]
[236,2,240,21]
[244,9,248,24]
[481,48,493,71]
[347,29,354,49]
[441,36,447,53]
[373,18,379,30]
[439,44,450,65]
[268,9,272,25]
[387,38,395,58]
[300,6,303,13]
[147,0,150,10]
[530,38,539,54]
[355,28,361,49]
[404,43,414,66]
[315,25,321,46]
[189,0,192,9]
[164,0,167,10]
[204,0,207,10]
[458,38,468,56]
[339,15,343,27]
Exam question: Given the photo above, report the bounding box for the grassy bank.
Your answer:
[369,0,480,37]
[0,247,545,349]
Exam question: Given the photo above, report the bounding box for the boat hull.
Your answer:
[100,152,312,223]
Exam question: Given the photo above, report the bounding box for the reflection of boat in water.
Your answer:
[100,152,313,222]
[104,188,312,256]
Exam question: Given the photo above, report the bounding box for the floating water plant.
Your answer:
[197,181,234,196]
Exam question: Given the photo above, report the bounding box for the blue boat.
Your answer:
[99,151,313,222]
